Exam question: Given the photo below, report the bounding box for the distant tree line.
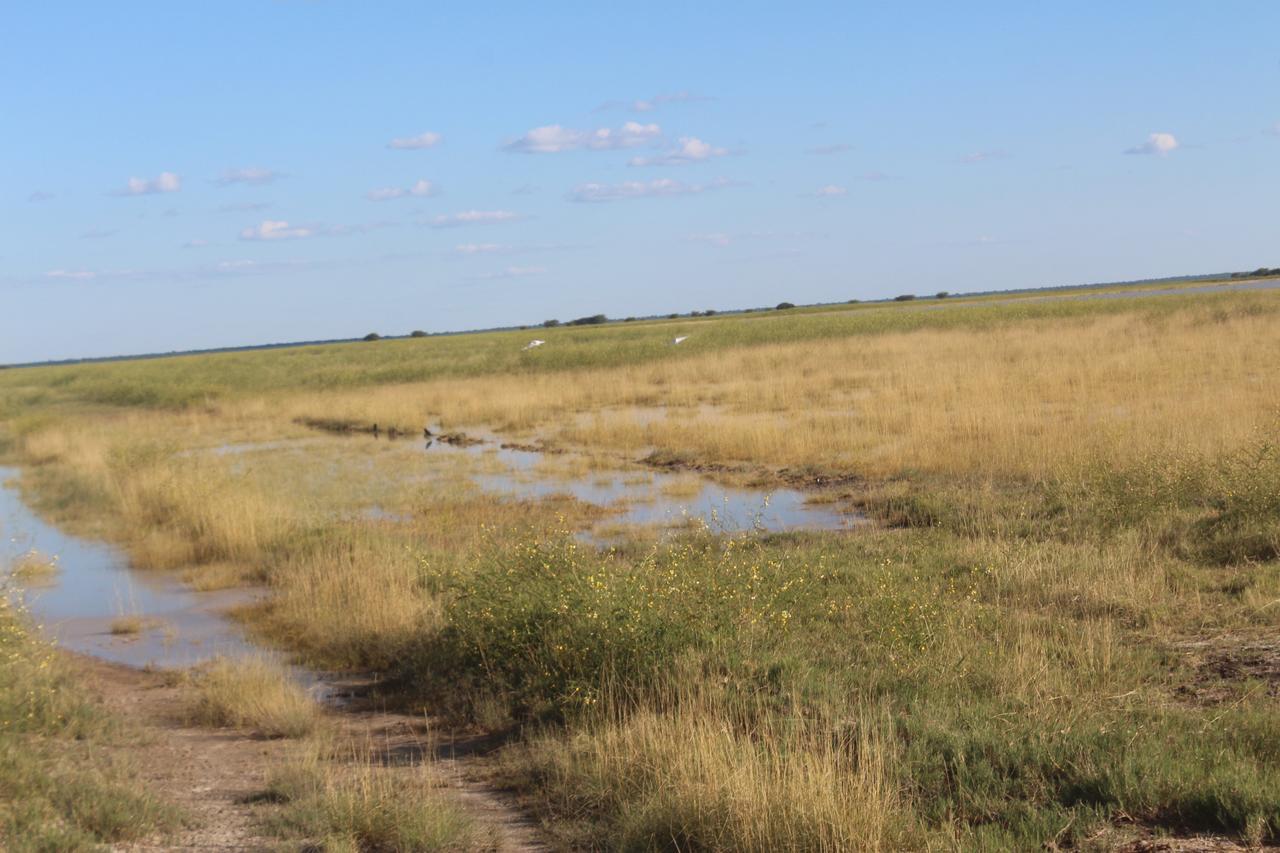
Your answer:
[1232,267,1280,279]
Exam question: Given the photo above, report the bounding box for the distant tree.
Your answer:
[847,299,860,304]
[567,314,608,326]
[935,291,949,299]
[704,309,717,316]
[668,313,679,319]
[776,302,796,310]
[542,319,560,327]
[894,294,916,302]
[409,330,428,337]
[362,332,382,341]
[624,316,637,322]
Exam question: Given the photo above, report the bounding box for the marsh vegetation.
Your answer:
[1,282,1278,848]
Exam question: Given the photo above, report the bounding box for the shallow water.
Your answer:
[0,466,275,669]
[414,437,861,540]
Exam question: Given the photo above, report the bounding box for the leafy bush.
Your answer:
[422,531,822,719]
[361,333,381,342]
[776,302,795,310]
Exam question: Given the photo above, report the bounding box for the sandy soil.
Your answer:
[68,653,546,852]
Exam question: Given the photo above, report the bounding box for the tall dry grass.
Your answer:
[279,298,1280,481]
[516,694,903,851]
[186,657,319,738]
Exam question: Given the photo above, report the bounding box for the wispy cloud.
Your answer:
[240,220,313,241]
[958,150,1011,164]
[39,259,314,287]
[1124,132,1179,155]
[27,190,54,203]
[596,91,711,113]
[215,167,282,186]
[628,137,728,167]
[812,184,848,197]
[428,210,522,228]
[79,227,117,239]
[688,232,733,248]
[114,172,181,196]
[182,239,209,249]
[687,229,824,249]
[44,269,100,281]
[569,177,739,203]
[857,170,900,182]
[808,143,854,155]
[388,131,442,150]
[366,179,436,201]
[454,242,505,255]
[470,265,547,281]
[504,122,661,153]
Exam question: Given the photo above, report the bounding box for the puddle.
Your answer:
[0,466,281,670]
[410,434,862,541]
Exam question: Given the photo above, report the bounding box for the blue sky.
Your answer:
[3,2,1278,363]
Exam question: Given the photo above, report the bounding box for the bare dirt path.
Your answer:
[71,653,547,852]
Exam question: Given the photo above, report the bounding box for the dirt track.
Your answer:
[71,654,546,852]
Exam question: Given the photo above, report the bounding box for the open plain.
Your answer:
[1,281,1278,849]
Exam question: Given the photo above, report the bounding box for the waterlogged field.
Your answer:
[1,283,1279,849]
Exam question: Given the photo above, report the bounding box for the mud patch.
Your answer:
[1173,633,1280,703]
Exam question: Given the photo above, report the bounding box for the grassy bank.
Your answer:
[0,596,181,850]
[1,286,1277,848]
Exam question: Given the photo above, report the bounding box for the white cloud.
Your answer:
[44,269,98,281]
[808,143,854,155]
[239,220,314,241]
[115,171,181,195]
[182,239,209,249]
[454,242,505,254]
[569,176,738,203]
[1124,132,1179,155]
[597,91,711,113]
[689,232,733,247]
[79,227,117,239]
[504,121,661,153]
[388,131,442,150]
[628,136,728,167]
[366,179,436,201]
[813,184,848,197]
[959,150,1011,164]
[215,167,281,186]
[27,190,54,202]
[429,210,521,228]
[858,171,899,182]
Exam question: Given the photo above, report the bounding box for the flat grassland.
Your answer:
[2,283,1278,849]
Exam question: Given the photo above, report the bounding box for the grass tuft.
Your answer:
[186,657,319,739]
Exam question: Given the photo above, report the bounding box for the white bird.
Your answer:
[523,339,545,351]
[672,336,689,345]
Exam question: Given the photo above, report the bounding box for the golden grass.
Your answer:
[186,657,319,738]
[276,299,1280,481]
[515,690,902,851]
